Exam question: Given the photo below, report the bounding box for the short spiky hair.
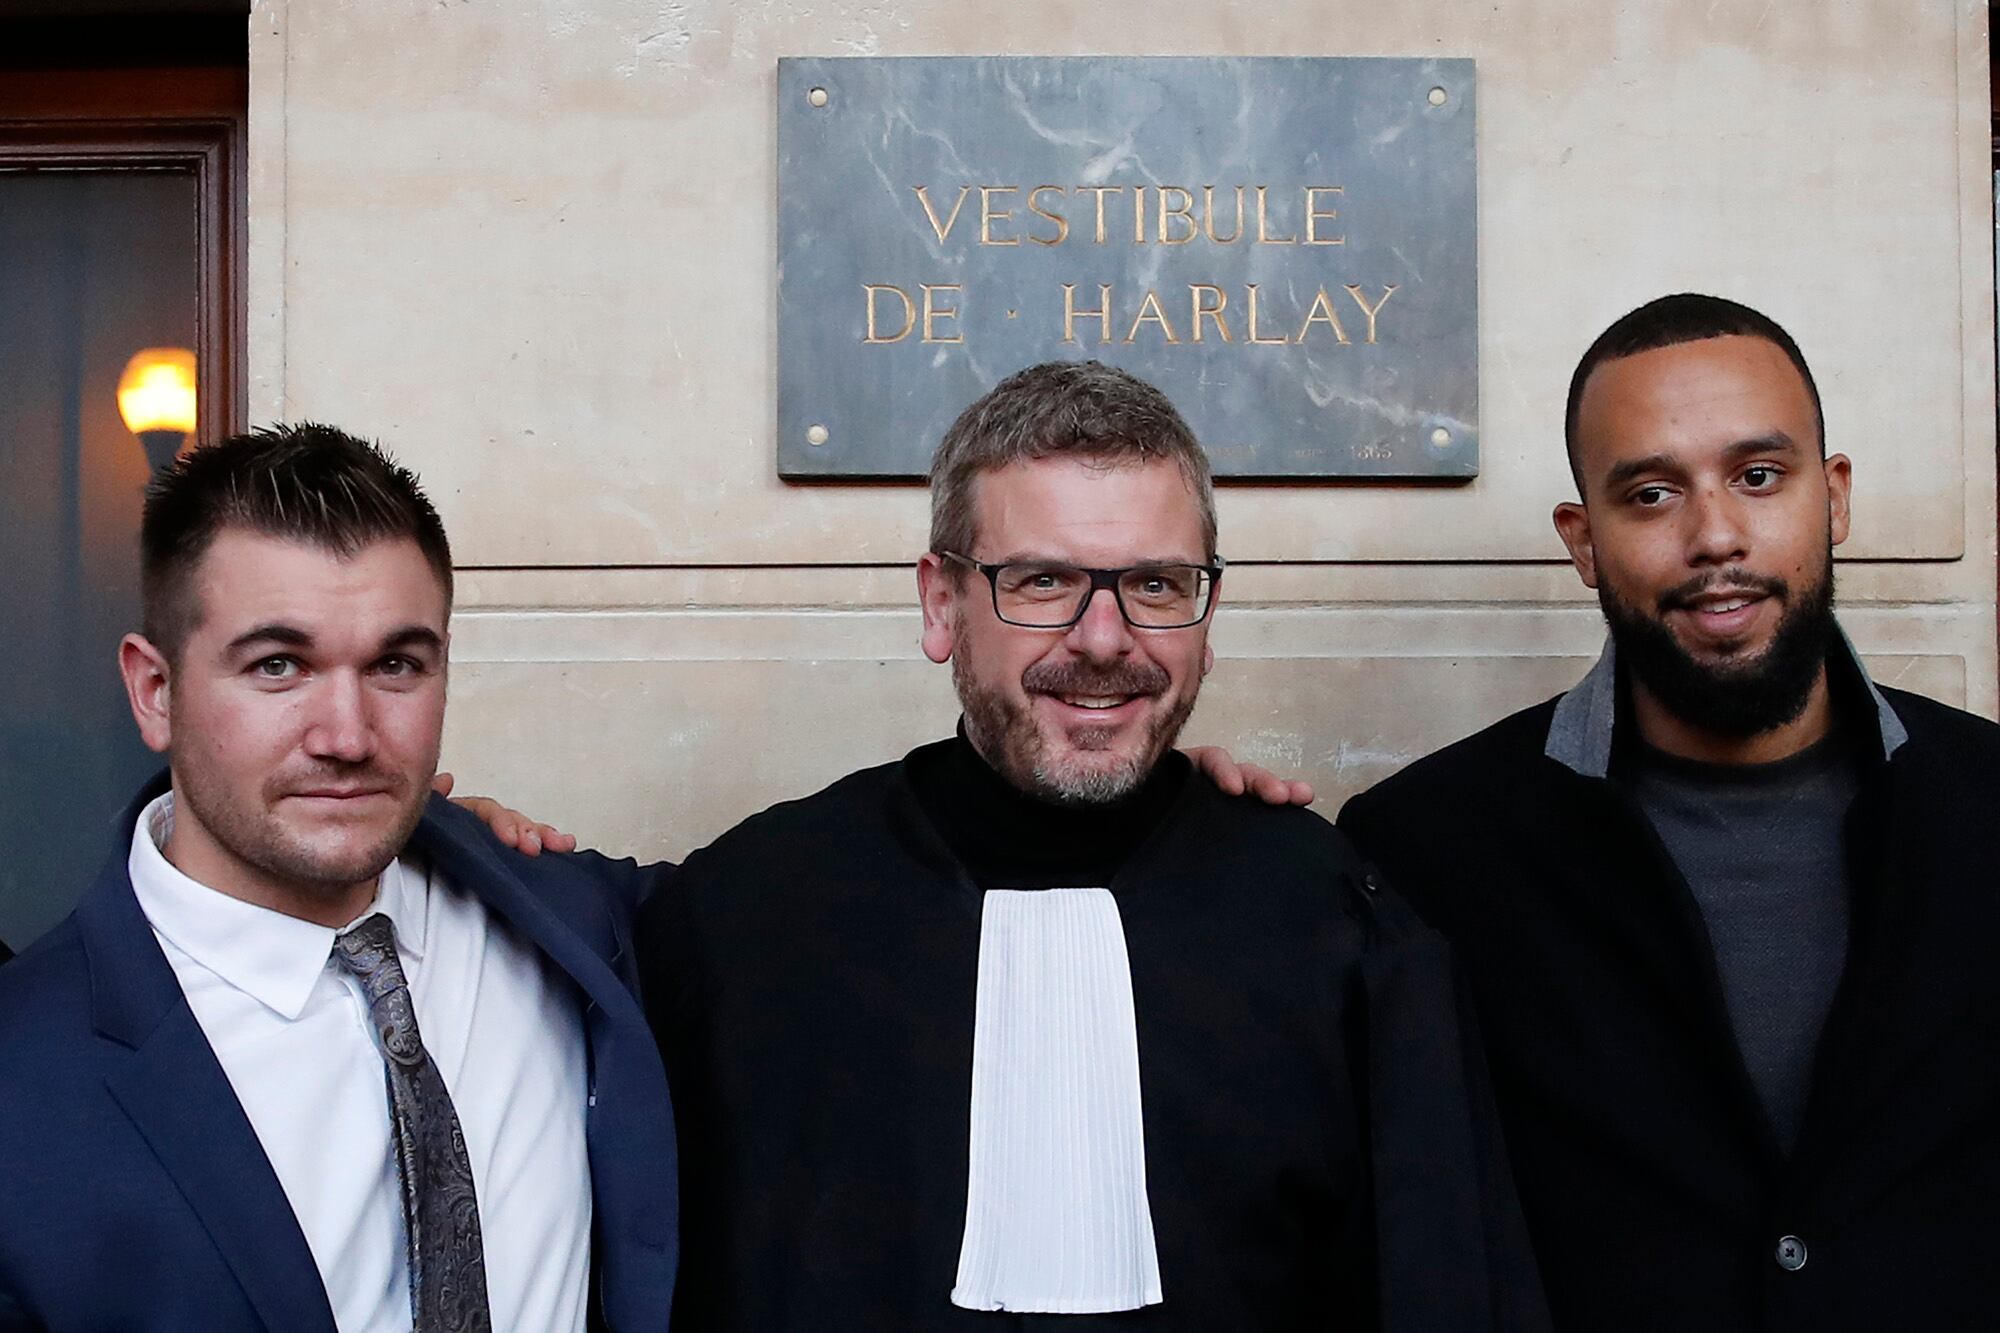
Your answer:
[1564,293,1825,491]
[141,422,453,659]
[928,359,1217,560]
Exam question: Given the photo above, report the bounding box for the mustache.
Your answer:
[1656,567,1789,613]
[265,765,409,797]
[1021,660,1170,698]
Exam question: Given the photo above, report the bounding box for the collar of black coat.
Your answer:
[1544,621,1909,779]
[903,723,1193,890]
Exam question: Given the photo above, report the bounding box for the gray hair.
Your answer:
[927,360,1217,559]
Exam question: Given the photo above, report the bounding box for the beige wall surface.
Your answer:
[247,0,1997,863]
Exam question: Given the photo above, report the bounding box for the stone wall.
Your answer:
[246,0,1996,860]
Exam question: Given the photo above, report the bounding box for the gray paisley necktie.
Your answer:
[332,913,492,1333]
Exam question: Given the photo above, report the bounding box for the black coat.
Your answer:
[1339,679,2000,1332]
[638,744,1548,1332]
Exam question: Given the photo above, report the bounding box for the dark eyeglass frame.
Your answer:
[940,550,1225,630]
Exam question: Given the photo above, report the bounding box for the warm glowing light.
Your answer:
[117,348,198,435]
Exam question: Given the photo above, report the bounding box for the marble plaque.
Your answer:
[777,56,1477,480]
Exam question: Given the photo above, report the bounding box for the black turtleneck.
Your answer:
[904,725,1191,890]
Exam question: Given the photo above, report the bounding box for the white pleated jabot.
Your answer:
[950,887,1164,1315]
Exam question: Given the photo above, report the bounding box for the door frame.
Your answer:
[0,64,247,444]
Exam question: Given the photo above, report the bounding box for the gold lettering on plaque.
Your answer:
[1157,187,1196,245]
[1254,186,1296,245]
[921,284,963,342]
[1203,186,1245,243]
[1190,284,1231,343]
[1297,287,1351,343]
[1345,284,1398,343]
[1124,288,1179,344]
[1244,283,1288,344]
[1079,186,1123,244]
[979,186,1020,246]
[1132,186,1146,244]
[1304,187,1344,245]
[1062,283,1114,344]
[913,186,972,244]
[1027,186,1070,246]
[863,284,917,343]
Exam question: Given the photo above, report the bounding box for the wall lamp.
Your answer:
[117,347,197,473]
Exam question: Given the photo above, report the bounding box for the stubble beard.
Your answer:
[1599,551,1838,739]
[952,642,1199,806]
[174,760,429,909]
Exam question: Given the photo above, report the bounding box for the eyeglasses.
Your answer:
[941,551,1223,629]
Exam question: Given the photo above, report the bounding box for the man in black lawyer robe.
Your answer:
[638,362,1546,1331]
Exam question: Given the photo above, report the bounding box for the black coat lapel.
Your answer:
[1795,741,2000,1198]
[1531,769,1783,1168]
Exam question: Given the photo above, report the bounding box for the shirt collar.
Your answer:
[1544,622,1909,779]
[126,792,423,1020]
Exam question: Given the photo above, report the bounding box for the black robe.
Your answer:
[639,737,1545,1331]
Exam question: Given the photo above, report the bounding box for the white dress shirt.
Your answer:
[952,887,1163,1314]
[128,793,593,1333]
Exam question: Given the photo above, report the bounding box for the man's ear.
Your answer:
[1552,501,1599,590]
[917,553,958,665]
[1824,452,1853,548]
[120,634,174,755]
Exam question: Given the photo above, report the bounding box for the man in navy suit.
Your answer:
[0,425,677,1331]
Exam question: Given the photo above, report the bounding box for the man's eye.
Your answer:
[377,655,417,677]
[1000,567,1081,599]
[252,657,298,680]
[1633,485,1671,507]
[1741,466,1777,488]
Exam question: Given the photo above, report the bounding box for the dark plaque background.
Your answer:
[777,56,1478,480]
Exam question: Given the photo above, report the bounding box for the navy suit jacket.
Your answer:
[0,781,679,1331]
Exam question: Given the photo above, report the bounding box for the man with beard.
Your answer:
[0,426,677,1331]
[1338,293,2000,1331]
[636,360,1546,1331]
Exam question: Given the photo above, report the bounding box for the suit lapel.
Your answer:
[104,1008,338,1333]
[77,796,337,1333]
[406,797,683,1282]
[407,797,644,1024]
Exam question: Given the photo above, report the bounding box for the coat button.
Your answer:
[1774,1235,1808,1272]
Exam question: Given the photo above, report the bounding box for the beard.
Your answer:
[953,647,1199,806]
[1599,556,1838,739]
[175,759,429,906]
